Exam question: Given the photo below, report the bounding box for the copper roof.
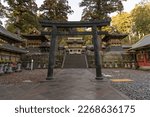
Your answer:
[0,44,27,54]
[102,33,128,42]
[22,35,49,41]
[0,25,23,42]
[122,45,132,49]
[40,42,50,48]
[131,35,150,50]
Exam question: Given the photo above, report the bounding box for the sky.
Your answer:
[1,0,142,24]
[36,0,142,21]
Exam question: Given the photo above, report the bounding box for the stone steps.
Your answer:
[63,54,88,68]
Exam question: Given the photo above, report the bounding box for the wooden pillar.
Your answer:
[46,25,57,80]
[92,25,103,80]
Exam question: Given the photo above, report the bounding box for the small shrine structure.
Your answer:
[130,34,150,69]
[65,37,86,54]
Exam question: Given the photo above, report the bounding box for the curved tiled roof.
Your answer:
[0,25,23,42]
[40,42,50,47]
[0,44,27,54]
[22,35,49,41]
[102,33,128,42]
[132,34,150,50]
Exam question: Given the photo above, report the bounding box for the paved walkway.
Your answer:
[0,69,129,100]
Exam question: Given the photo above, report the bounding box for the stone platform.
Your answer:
[0,69,129,100]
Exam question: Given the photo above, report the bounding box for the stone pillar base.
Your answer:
[46,77,54,80]
[95,77,104,80]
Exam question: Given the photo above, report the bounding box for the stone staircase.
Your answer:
[62,54,88,68]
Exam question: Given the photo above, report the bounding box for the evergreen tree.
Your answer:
[0,0,6,24]
[80,0,126,20]
[39,0,73,21]
[4,0,39,34]
[0,1,5,17]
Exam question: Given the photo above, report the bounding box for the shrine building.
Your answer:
[64,37,86,54]
[131,34,150,70]
[0,25,26,74]
[21,34,50,69]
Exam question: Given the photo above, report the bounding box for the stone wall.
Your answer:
[21,53,64,69]
[86,50,137,69]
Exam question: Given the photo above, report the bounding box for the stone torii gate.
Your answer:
[40,20,110,80]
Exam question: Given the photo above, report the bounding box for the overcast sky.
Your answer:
[36,0,141,21]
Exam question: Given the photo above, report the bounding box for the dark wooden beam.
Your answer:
[41,31,108,36]
[40,20,111,28]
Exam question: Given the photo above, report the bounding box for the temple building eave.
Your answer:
[0,44,27,54]
[102,33,128,42]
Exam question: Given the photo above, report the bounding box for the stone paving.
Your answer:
[101,69,150,100]
[0,69,129,100]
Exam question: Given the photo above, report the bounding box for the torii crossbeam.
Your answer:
[40,20,110,80]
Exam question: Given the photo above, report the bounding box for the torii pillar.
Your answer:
[46,25,57,80]
[92,25,103,80]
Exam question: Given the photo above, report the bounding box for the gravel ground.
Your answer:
[0,68,150,100]
[101,69,150,100]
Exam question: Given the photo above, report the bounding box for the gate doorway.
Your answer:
[40,20,110,80]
